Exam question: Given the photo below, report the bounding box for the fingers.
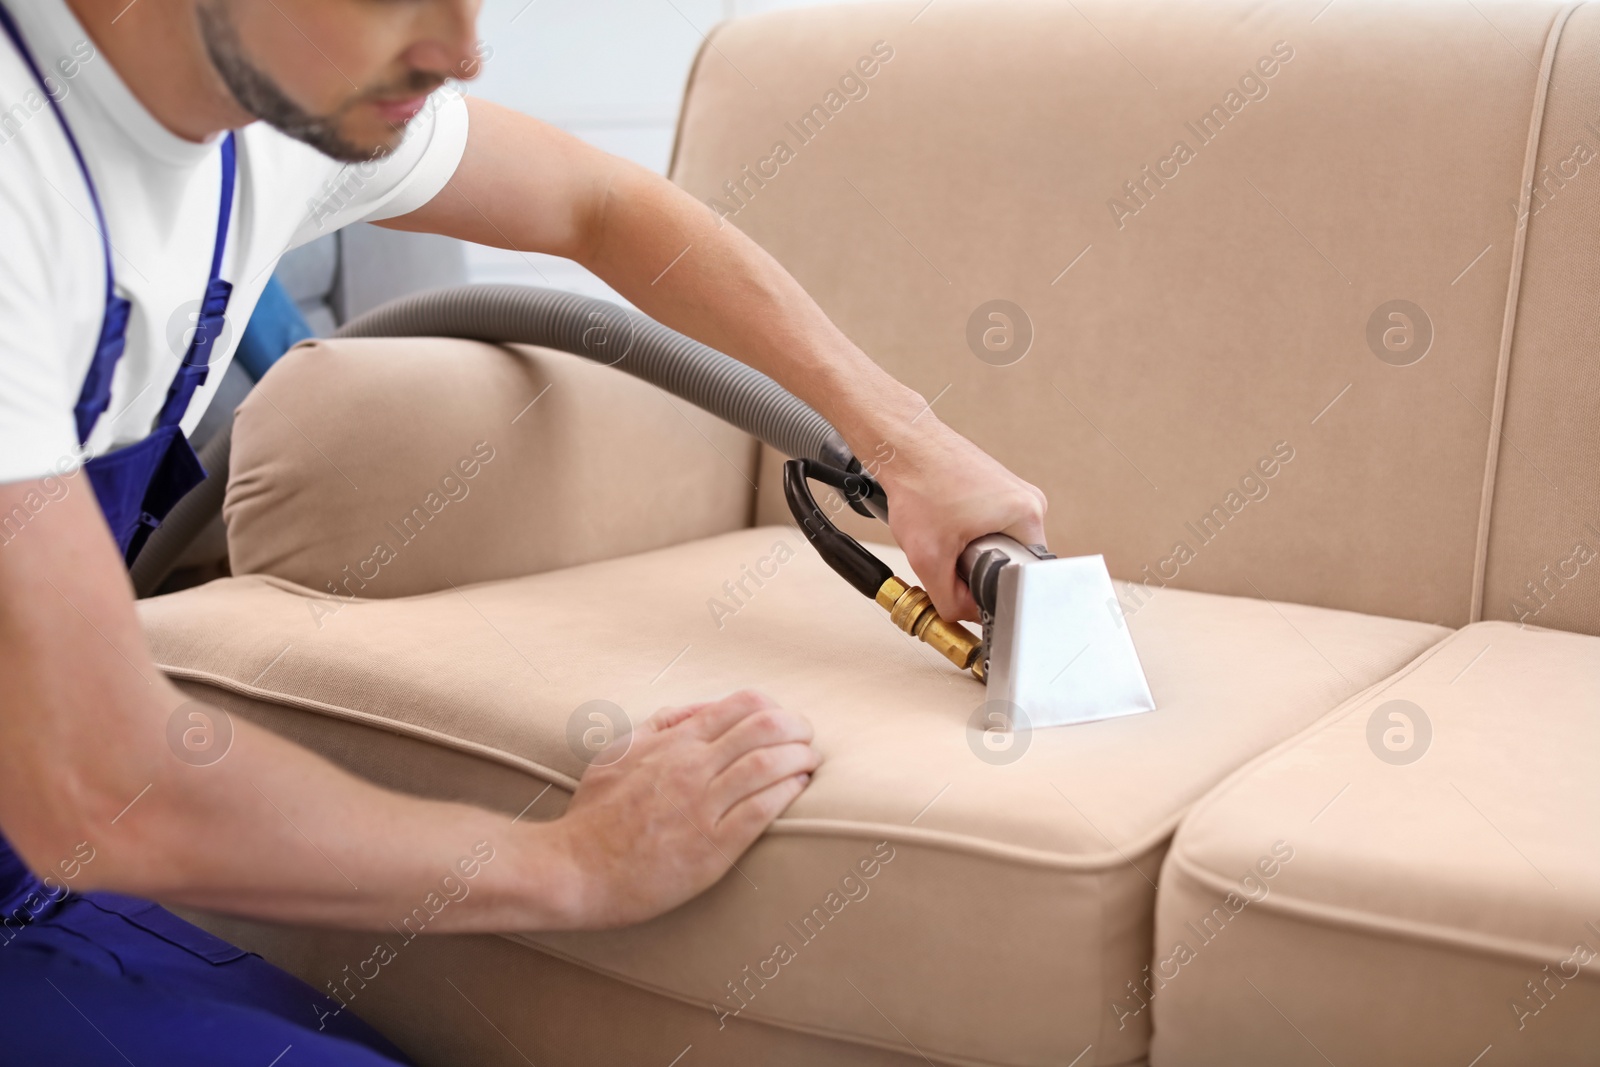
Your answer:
[926,561,978,622]
[1003,486,1050,551]
[643,692,810,783]
[647,689,760,734]
[706,701,813,775]
[923,481,1050,620]
[678,689,781,742]
[947,582,980,622]
[709,741,819,814]
[716,771,810,843]
[647,702,711,733]
[912,544,977,622]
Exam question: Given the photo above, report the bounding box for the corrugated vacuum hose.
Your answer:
[134,284,872,593]
[339,285,859,471]
[137,283,1160,720]
[132,284,995,684]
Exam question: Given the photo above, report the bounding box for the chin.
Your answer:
[363,112,415,143]
[327,122,407,164]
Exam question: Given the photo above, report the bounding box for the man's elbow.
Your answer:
[1,739,180,901]
[568,154,652,271]
[0,780,108,907]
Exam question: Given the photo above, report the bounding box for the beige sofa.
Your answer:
[138,1,1600,1064]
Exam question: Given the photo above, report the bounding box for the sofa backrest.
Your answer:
[671,0,1592,632]
[1480,2,1600,636]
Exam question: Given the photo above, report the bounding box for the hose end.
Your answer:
[876,577,984,679]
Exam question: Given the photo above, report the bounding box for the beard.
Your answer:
[196,1,443,163]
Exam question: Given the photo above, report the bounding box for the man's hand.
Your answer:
[386,97,1050,622]
[548,691,817,929]
[874,415,1049,622]
[0,481,811,936]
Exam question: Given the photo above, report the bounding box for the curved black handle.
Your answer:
[782,458,893,599]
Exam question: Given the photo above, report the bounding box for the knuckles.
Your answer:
[744,708,787,741]
[724,689,775,714]
[743,746,781,779]
[753,709,816,747]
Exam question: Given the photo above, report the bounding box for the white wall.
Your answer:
[462,0,872,295]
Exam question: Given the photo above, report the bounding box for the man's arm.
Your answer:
[380,99,1048,621]
[0,478,817,930]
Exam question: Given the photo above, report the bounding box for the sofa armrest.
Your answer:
[223,337,757,598]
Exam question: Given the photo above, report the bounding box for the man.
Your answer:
[0,0,1047,1060]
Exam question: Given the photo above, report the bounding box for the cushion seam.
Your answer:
[1092,866,1112,1059]
[665,19,721,184]
[1168,624,1469,841]
[1162,620,1598,976]
[1163,847,1600,977]
[1471,2,1582,620]
[507,934,1126,1067]
[161,663,582,792]
[150,589,1455,871]
[156,662,1222,873]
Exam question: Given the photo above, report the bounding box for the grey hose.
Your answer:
[337,285,855,469]
[133,285,857,596]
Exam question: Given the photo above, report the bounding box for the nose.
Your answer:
[403,0,484,83]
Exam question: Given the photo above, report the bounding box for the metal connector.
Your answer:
[781,457,982,682]
[876,576,985,680]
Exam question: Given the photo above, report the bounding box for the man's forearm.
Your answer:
[576,161,928,460]
[80,699,570,933]
[387,99,927,463]
[387,99,1050,619]
[3,479,819,936]
[0,484,574,935]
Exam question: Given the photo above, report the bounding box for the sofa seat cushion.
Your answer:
[1151,622,1600,1066]
[141,527,1446,1067]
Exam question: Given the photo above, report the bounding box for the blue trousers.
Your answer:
[0,883,412,1065]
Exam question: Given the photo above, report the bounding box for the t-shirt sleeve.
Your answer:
[286,86,470,250]
[0,136,85,486]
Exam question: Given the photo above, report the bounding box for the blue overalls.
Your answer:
[0,7,411,1062]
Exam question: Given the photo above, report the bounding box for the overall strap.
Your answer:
[154,132,237,429]
[0,4,126,444]
[207,134,237,281]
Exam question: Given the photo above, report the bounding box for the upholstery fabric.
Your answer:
[1151,622,1600,1065]
[674,0,1564,628]
[177,908,937,1067]
[1481,1,1600,637]
[141,528,1446,1066]
[224,338,758,598]
[133,0,1600,1062]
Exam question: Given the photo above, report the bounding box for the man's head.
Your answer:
[196,0,483,162]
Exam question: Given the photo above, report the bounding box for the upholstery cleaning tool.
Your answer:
[140,285,1155,725]
[782,459,1154,727]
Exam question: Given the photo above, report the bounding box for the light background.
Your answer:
[461,0,876,295]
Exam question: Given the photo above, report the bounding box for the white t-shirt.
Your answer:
[0,0,470,484]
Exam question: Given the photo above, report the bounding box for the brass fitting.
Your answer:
[876,576,985,680]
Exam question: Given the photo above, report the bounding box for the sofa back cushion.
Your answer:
[672,0,1571,628]
[1481,2,1600,637]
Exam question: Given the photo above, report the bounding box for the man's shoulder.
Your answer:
[236,121,345,194]
[252,87,470,249]
[0,34,64,156]
[0,49,94,276]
